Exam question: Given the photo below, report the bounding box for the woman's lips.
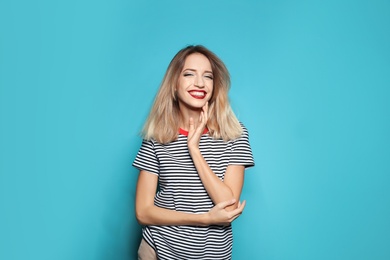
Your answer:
[188,90,206,99]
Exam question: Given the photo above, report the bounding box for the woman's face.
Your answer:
[176,53,214,110]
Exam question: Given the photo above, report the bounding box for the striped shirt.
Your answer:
[133,123,254,259]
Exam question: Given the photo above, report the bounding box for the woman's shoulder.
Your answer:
[238,121,250,135]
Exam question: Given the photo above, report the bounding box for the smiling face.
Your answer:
[176,53,214,111]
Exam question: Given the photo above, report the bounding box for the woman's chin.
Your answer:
[179,100,208,111]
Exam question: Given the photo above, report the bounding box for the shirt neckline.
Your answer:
[179,128,209,136]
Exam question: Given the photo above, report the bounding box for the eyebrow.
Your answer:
[183,68,213,74]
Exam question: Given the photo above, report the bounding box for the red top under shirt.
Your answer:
[178,128,209,136]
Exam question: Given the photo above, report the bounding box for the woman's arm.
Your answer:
[187,103,245,211]
[135,170,245,226]
[189,150,245,211]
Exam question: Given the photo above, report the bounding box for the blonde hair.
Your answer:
[142,45,242,144]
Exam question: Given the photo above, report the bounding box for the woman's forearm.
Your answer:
[189,148,236,207]
[136,200,243,226]
[185,105,243,211]
[136,204,209,226]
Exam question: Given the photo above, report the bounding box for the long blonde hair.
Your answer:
[142,45,242,144]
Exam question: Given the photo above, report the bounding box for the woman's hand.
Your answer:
[206,199,246,226]
[187,102,208,151]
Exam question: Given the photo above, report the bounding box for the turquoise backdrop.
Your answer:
[1,0,389,259]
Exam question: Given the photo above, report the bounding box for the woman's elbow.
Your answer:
[135,206,150,225]
[225,201,239,212]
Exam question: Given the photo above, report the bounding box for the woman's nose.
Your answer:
[194,76,205,87]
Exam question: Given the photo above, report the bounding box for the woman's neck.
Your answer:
[179,108,202,131]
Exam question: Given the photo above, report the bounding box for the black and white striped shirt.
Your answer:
[133,124,254,259]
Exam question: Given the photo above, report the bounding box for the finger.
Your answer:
[230,214,239,222]
[230,207,243,217]
[230,213,241,223]
[216,199,236,209]
[239,200,246,210]
[203,102,208,113]
[202,113,206,126]
[230,201,246,216]
[197,112,207,134]
[203,102,209,121]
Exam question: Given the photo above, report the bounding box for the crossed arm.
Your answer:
[135,104,246,226]
[135,165,245,226]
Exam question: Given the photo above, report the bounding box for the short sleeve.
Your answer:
[132,139,160,175]
[229,124,255,168]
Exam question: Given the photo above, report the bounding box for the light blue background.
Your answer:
[1,0,389,259]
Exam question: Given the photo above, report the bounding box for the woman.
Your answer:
[133,45,254,259]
